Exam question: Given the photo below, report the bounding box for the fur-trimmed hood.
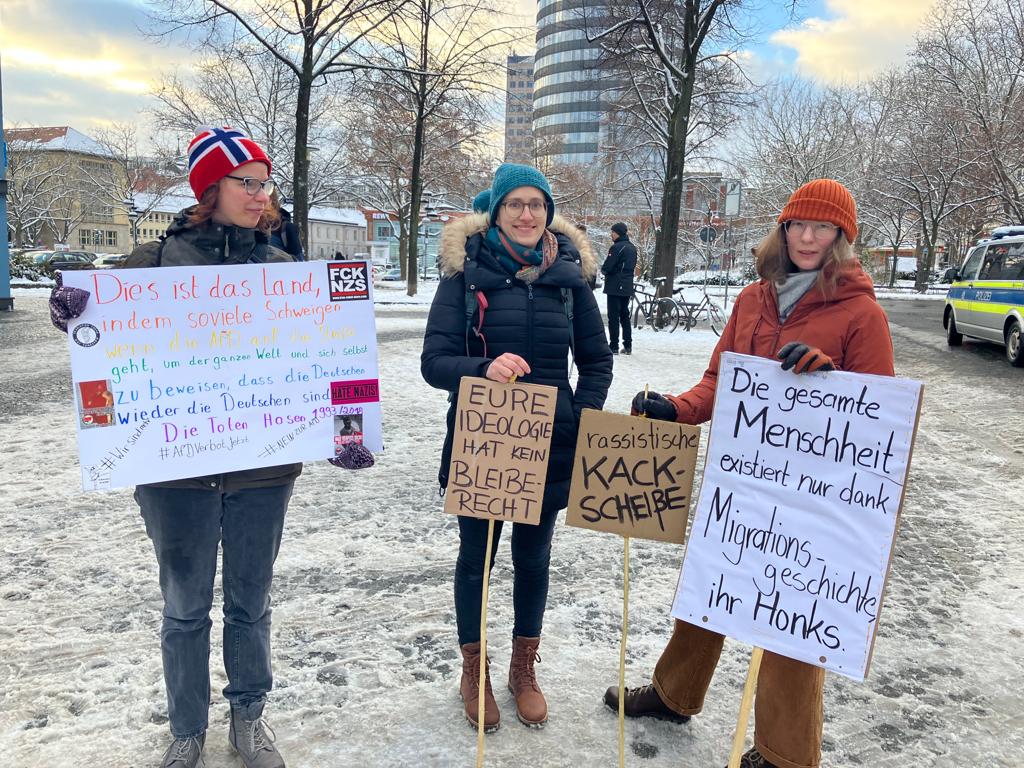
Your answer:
[438,212,598,281]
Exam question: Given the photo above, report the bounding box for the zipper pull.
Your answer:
[527,284,533,300]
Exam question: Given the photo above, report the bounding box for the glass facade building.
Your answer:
[533,0,611,166]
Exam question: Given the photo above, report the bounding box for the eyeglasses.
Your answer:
[784,220,839,240]
[502,199,547,217]
[224,175,275,196]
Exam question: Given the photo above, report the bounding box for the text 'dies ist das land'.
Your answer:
[443,377,557,525]
[63,260,381,490]
[673,352,923,681]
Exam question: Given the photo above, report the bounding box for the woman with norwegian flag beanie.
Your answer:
[126,128,296,768]
[55,128,294,768]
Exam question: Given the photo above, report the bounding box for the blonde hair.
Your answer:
[187,182,279,235]
[754,224,855,294]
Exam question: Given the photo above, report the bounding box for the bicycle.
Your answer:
[631,281,680,332]
[670,285,727,336]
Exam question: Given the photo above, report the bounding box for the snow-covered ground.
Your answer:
[1,287,1019,768]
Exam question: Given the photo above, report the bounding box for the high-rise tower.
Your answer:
[533,0,608,166]
[504,55,535,163]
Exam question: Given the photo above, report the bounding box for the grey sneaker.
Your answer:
[229,709,285,768]
[160,734,205,768]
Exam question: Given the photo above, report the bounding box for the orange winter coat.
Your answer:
[667,263,894,425]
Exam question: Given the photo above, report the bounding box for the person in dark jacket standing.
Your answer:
[421,163,613,733]
[601,221,637,354]
[606,179,894,768]
[268,192,305,261]
[123,128,296,768]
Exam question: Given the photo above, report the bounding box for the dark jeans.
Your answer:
[136,482,293,738]
[607,294,632,350]
[454,480,569,645]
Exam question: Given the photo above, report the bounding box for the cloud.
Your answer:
[770,0,935,83]
[1,0,194,132]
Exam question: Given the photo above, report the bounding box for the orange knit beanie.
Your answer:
[778,179,857,243]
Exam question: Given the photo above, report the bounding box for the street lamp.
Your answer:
[123,194,139,249]
[422,192,438,280]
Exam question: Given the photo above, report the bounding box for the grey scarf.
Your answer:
[776,270,820,322]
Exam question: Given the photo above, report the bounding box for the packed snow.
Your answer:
[1,285,1020,768]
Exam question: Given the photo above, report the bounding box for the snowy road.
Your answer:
[1,290,1021,767]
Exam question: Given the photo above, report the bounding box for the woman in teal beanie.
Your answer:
[422,163,613,732]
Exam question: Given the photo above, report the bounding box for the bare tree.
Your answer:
[347,82,491,281]
[738,78,859,219]
[85,123,185,247]
[4,139,68,247]
[358,0,524,295]
[879,68,992,292]
[149,43,352,208]
[148,0,408,247]
[914,0,1024,222]
[583,0,784,297]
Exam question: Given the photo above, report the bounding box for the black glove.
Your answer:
[631,390,677,421]
[777,341,834,373]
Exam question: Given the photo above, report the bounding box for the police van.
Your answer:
[944,225,1024,366]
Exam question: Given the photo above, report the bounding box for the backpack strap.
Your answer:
[464,287,488,358]
[561,287,574,353]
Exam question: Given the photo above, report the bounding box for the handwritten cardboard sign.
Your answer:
[443,377,556,525]
[62,260,381,490]
[671,352,922,681]
[566,409,700,543]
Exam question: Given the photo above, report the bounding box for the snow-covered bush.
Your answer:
[9,253,51,282]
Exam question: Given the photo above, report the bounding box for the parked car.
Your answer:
[92,253,128,269]
[943,226,1024,366]
[378,268,403,281]
[423,267,440,281]
[33,250,96,271]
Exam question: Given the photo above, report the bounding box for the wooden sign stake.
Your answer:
[617,535,631,768]
[727,647,764,768]
[476,518,496,768]
[617,384,648,766]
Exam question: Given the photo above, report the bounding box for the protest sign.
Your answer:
[443,377,556,525]
[672,352,922,681]
[566,409,700,543]
[62,260,381,490]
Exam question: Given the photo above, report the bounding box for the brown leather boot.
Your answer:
[460,642,500,732]
[508,636,547,727]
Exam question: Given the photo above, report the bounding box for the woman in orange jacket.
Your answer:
[607,179,894,768]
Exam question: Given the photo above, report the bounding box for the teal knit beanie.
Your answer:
[488,163,555,226]
[472,189,491,213]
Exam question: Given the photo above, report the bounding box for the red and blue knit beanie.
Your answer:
[187,126,272,201]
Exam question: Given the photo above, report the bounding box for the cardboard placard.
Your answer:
[62,261,380,490]
[566,409,700,543]
[443,377,556,525]
[671,352,923,681]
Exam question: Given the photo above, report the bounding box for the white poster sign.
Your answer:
[62,260,381,490]
[672,352,922,681]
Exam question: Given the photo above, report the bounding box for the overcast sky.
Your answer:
[1,0,936,145]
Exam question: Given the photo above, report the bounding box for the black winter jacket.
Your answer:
[601,235,637,297]
[124,209,302,492]
[421,213,613,492]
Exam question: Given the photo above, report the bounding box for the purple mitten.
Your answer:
[49,273,91,333]
[328,443,375,469]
